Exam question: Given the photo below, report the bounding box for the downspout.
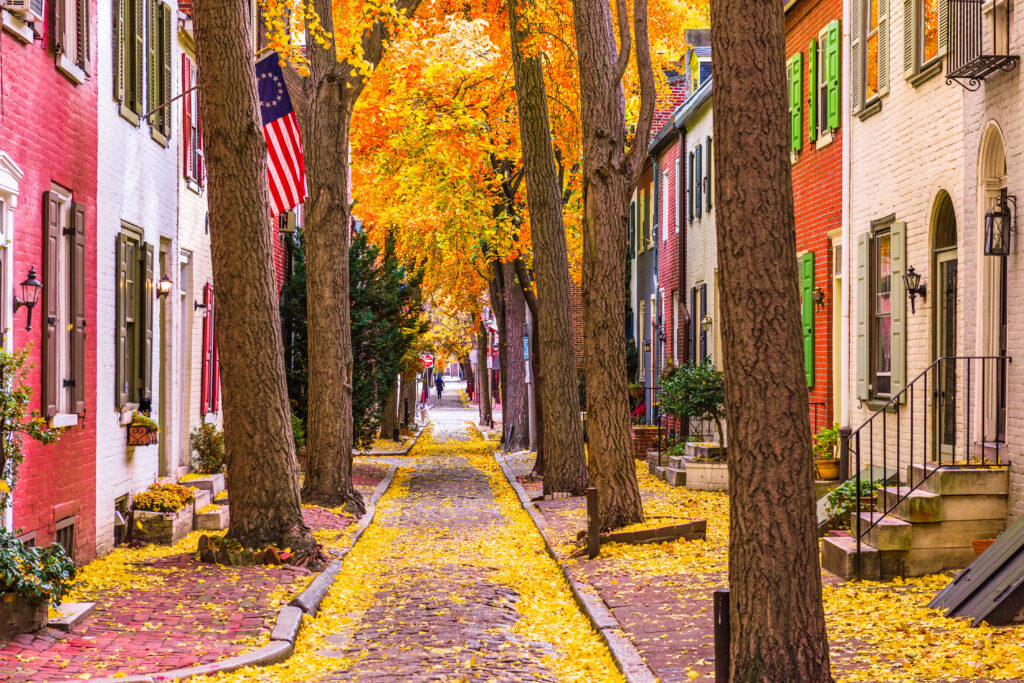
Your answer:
[841,0,852,429]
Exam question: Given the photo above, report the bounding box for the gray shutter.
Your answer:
[134,0,144,114]
[878,0,890,96]
[687,152,694,222]
[699,284,708,361]
[142,243,154,400]
[78,0,91,75]
[115,0,126,103]
[160,3,172,136]
[852,0,863,114]
[42,194,60,418]
[856,232,870,401]
[689,287,697,363]
[705,136,712,211]
[116,234,128,408]
[890,221,906,400]
[695,145,702,218]
[903,0,917,78]
[71,202,87,414]
[54,0,65,54]
[147,0,157,117]
[938,0,948,57]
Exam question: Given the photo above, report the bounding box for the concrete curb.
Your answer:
[495,453,658,683]
[82,463,401,683]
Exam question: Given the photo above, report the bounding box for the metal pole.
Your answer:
[586,487,600,559]
[838,426,851,481]
[714,589,730,682]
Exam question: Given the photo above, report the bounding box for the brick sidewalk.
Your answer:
[0,462,388,682]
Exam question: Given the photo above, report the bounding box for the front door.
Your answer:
[935,251,957,461]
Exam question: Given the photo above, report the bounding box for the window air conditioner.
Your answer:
[6,0,45,24]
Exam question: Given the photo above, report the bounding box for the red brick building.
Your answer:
[786,0,843,435]
[1,2,99,560]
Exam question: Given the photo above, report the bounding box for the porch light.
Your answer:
[194,300,208,317]
[903,266,926,315]
[156,274,173,298]
[984,191,1016,256]
[13,266,42,331]
[812,287,826,311]
[700,315,713,332]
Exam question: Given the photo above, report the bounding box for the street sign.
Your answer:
[523,336,529,360]
[421,353,434,368]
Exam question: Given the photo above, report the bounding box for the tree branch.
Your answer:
[612,0,632,83]
[623,0,656,179]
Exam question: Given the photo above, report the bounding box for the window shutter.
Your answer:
[142,243,154,401]
[115,0,126,103]
[147,0,158,118]
[134,0,145,114]
[196,84,206,186]
[116,234,128,408]
[182,54,193,179]
[42,194,60,419]
[851,0,863,114]
[808,38,818,143]
[801,252,815,387]
[211,330,220,412]
[878,0,890,96]
[629,201,635,258]
[890,221,906,400]
[705,136,712,211]
[695,145,703,217]
[71,202,87,414]
[789,53,803,152]
[689,287,697,363]
[160,3,172,137]
[54,0,65,54]
[687,152,694,222]
[201,282,212,413]
[77,0,91,74]
[903,0,917,78]
[699,283,708,360]
[938,0,948,57]
[856,232,870,401]
[827,21,841,129]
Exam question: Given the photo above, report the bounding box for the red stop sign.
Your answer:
[421,353,434,368]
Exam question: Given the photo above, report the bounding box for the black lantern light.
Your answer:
[156,274,173,298]
[984,190,1016,256]
[812,287,826,311]
[903,265,926,315]
[194,300,208,317]
[13,266,42,331]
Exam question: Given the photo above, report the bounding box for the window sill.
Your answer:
[119,104,141,127]
[50,413,79,428]
[815,129,836,150]
[862,398,902,412]
[857,98,883,121]
[151,128,169,148]
[203,412,217,424]
[2,11,35,43]
[186,178,204,195]
[55,54,86,85]
[909,60,943,88]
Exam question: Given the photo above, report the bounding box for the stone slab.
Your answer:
[195,505,229,531]
[48,601,96,631]
[270,605,303,644]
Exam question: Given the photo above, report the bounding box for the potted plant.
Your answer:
[182,423,226,496]
[825,478,883,529]
[813,424,841,481]
[127,412,159,446]
[0,527,76,638]
[132,482,195,545]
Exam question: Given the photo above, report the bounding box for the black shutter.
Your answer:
[699,283,708,361]
[115,234,128,408]
[142,243,154,400]
[689,287,697,363]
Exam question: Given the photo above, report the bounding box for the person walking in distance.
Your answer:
[435,375,445,400]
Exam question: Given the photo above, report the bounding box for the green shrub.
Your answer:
[291,411,306,450]
[0,526,77,606]
[659,360,726,443]
[190,423,225,475]
[130,411,159,431]
[133,482,195,513]
[825,478,882,528]
[814,424,840,460]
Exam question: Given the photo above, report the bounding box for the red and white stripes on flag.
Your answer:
[256,54,307,215]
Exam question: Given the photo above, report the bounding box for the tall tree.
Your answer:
[711,1,833,679]
[513,259,546,475]
[192,0,318,560]
[508,0,588,495]
[571,0,654,526]
[501,262,530,450]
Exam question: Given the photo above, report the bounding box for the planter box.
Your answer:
[133,503,194,545]
[182,473,225,497]
[0,592,47,639]
[684,444,728,491]
[195,505,230,531]
[127,425,159,446]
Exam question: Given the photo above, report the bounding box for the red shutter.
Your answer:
[182,54,193,180]
[211,333,220,413]
[196,92,205,187]
[200,282,212,413]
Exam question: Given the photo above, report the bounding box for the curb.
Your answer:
[83,463,400,683]
[495,453,658,683]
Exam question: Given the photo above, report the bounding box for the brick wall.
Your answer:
[1,8,99,561]
[631,425,662,460]
[657,134,684,371]
[570,278,583,363]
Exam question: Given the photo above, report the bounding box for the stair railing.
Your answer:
[844,355,1011,580]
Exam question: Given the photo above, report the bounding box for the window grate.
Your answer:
[55,517,76,560]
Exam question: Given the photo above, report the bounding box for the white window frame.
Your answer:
[661,169,670,241]
[816,27,836,148]
[55,0,87,84]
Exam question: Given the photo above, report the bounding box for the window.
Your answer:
[904,0,947,80]
[856,220,906,402]
[853,0,888,113]
[55,0,91,82]
[114,0,171,138]
[661,169,670,241]
[810,22,841,143]
[921,0,939,63]
[674,158,681,233]
[866,0,880,98]
[788,52,804,152]
[873,231,892,395]
[42,190,87,422]
[147,0,173,140]
[114,0,145,120]
[115,227,154,409]
[182,55,205,186]
[114,495,129,546]
[200,283,220,414]
[55,516,76,561]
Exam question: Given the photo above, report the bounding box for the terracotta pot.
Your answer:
[815,459,840,480]
[973,538,996,557]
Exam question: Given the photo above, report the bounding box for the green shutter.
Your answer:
[808,38,818,143]
[789,53,803,152]
[903,0,917,78]
[115,0,126,103]
[851,0,863,113]
[890,221,906,400]
[134,0,144,114]
[856,233,870,401]
[878,0,890,96]
[802,252,816,387]
[142,243,154,401]
[116,234,128,408]
[827,21,841,130]
[160,2,172,136]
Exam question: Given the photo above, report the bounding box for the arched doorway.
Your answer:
[978,123,1008,445]
[931,192,957,458]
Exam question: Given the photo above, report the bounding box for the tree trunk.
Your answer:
[192,0,318,562]
[502,262,529,450]
[477,330,492,426]
[711,2,833,680]
[488,269,510,438]
[400,366,416,427]
[463,356,475,403]
[571,0,655,528]
[508,0,588,495]
[379,379,400,439]
[513,259,545,476]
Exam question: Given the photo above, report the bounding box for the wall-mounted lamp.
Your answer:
[194,300,208,317]
[643,341,651,352]
[903,266,926,314]
[700,314,713,332]
[13,266,42,331]
[156,274,173,298]
[812,287,826,311]
[984,189,1016,256]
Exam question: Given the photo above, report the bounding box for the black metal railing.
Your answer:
[946,0,1019,90]
[810,401,828,436]
[847,355,1011,580]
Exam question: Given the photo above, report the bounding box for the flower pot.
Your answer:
[0,592,47,639]
[127,425,159,446]
[132,503,194,545]
[815,459,840,480]
[973,538,997,557]
[858,495,876,512]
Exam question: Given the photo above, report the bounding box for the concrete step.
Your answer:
[908,518,1006,550]
[856,512,912,551]
[903,546,977,576]
[938,493,1007,521]
[822,535,880,580]
[879,486,942,523]
[654,466,667,481]
[908,463,1008,496]
[668,455,686,469]
[663,467,686,487]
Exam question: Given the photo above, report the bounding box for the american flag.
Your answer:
[256,53,307,214]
